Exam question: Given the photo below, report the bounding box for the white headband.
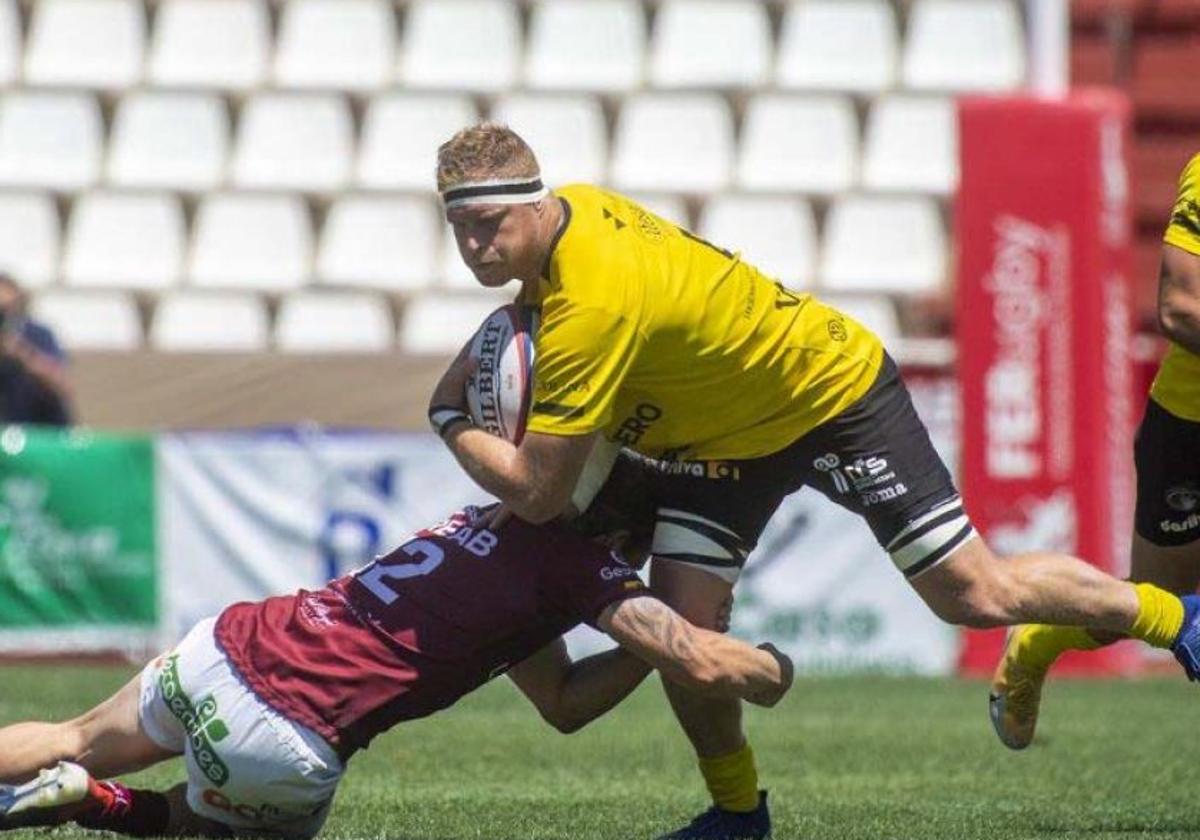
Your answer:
[441,176,550,210]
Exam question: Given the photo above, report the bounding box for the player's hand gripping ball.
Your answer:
[465,304,539,444]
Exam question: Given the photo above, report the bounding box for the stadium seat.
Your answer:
[1132,131,1200,225]
[150,292,270,351]
[902,0,1026,92]
[1071,32,1120,87]
[231,94,354,192]
[490,95,607,185]
[0,1,21,87]
[628,193,688,227]
[0,93,103,191]
[525,0,646,92]
[30,291,141,350]
[107,93,230,191]
[62,192,184,290]
[648,0,771,89]
[189,193,313,291]
[149,0,270,91]
[25,0,144,90]
[1131,35,1200,120]
[776,0,897,93]
[356,94,479,191]
[818,292,902,348]
[698,195,816,287]
[274,0,394,92]
[399,294,506,354]
[399,0,521,92]
[861,96,958,195]
[820,196,947,294]
[276,292,394,353]
[0,192,59,288]
[317,195,440,292]
[736,94,858,195]
[610,94,734,193]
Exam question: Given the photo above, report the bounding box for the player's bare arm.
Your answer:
[1159,243,1200,355]
[506,637,652,734]
[598,596,793,708]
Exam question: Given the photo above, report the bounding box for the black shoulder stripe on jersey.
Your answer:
[1171,200,1200,238]
[532,400,588,419]
[902,522,975,579]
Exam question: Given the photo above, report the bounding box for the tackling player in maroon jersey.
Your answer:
[0,486,792,839]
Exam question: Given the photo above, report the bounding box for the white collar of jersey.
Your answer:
[441,177,550,209]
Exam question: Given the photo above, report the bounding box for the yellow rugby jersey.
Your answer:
[1153,151,1200,422]
[520,184,884,461]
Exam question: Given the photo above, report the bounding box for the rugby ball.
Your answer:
[465,304,537,444]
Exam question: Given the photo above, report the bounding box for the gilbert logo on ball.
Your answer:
[465,304,538,444]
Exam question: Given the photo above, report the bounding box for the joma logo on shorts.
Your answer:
[159,654,232,787]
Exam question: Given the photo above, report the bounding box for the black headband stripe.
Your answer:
[442,179,545,203]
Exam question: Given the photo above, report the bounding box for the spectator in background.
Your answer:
[0,273,72,426]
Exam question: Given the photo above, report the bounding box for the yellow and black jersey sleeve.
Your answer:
[1165,152,1200,255]
[525,305,641,437]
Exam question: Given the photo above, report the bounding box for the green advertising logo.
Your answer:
[159,654,231,786]
[0,427,156,627]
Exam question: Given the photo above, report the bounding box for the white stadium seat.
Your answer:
[776,0,897,93]
[525,0,645,93]
[819,293,902,348]
[31,291,141,350]
[490,95,607,185]
[149,0,270,91]
[274,0,395,92]
[25,0,144,90]
[628,193,688,227]
[189,193,313,291]
[399,0,520,92]
[0,93,103,191]
[820,195,946,295]
[902,0,1025,92]
[0,1,22,87]
[0,193,60,288]
[610,94,734,193]
[648,0,770,89]
[276,292,394,353]
[356,94,479,191]
[150,292,269,351]
[107,93,229,191]
[62,192,184,290]
[862,96,958,195]
[399,294,506,354]
[317,195,440,292]
[232,94,354,192]
[698,195,816,287]
[737,95,858,195]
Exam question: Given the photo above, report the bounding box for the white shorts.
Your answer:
[138,618,344,839]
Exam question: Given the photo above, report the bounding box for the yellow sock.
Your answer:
[699,744,759,813]
[1011,624,1105,672]
[1128,582,1185,649]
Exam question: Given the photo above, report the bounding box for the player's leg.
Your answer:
[986,398,1200,747]
[0,669,177,784]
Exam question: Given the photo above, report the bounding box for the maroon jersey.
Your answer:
[214,509,646,755]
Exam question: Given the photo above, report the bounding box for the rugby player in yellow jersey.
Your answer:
[426,125,1200,839]
[990,152,1200,750]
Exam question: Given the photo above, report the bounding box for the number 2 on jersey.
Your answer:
[355,539,445,605]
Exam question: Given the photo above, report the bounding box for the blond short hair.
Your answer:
[436,123,541,193]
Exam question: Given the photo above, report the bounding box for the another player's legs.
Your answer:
[988,536,1199,749]
[651,561,770,840]
[0,672,177,784]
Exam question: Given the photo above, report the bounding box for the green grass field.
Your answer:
[1,664,1198,839]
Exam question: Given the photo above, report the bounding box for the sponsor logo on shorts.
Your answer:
[1160,513,1200,535]
[651,459,741,481]
[159,654,232,787]
[201,789,288,824]
[813,453,908,507]
[1166,485,1200,514]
